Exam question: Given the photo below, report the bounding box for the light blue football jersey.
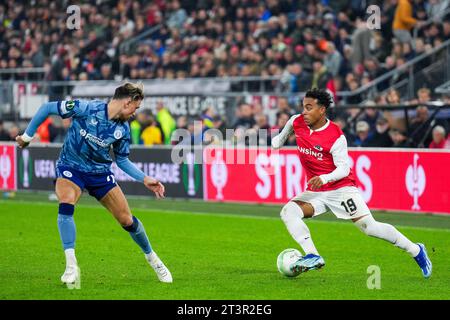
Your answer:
[56,99,130,174]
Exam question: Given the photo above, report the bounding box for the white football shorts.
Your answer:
[291,186,371,220]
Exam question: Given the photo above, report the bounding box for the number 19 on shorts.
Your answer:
[341,198,357,214]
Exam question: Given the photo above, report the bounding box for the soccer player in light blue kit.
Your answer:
[16,82,173,288]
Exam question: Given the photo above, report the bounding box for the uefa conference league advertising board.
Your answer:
[15,145,203,199]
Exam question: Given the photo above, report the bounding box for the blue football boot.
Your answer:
[414,243,432,278]
[290,253,325,275]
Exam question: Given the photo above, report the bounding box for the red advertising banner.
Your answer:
[203,148,450,215]
[0,144,17,191]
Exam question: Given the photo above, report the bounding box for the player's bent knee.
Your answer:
[118,214,133,227]
[56,189,79,204]
[280,202,304,221]
[122,216,139,232]
[354,215,379,237]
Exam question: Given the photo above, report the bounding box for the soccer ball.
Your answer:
[277,248,302,277]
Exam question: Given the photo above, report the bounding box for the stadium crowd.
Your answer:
[0,0,450,149]
[1,0,450,89]
[1,86,450,149]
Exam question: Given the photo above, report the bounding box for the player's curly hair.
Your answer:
[304,88,333,109]
[113,82,144,101]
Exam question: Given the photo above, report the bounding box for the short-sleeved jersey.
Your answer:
[293,115,356,191]
[56,99,130,174]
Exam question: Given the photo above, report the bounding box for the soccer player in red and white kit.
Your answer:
[272,88,432,278]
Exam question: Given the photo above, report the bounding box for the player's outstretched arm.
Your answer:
[16,101,60,148]
[115,156,165,199]
[271,115,298,149]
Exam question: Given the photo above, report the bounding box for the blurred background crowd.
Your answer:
[1,0,450,149]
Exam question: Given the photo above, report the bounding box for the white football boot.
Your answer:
[146,251,173,283]
[61,264,81,289]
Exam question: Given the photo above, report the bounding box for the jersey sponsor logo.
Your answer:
[89,118,98,126]
[63,170,73,178]
[314,145,323,151]
[298,146,323,161]
[114,129,123,139]
[79,129,108,148]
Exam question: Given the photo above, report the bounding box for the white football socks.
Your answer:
[64,248,77,266]
[354,215,420,257]
[280,202,319,256]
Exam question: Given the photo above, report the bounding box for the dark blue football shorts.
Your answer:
[56,165,117,201]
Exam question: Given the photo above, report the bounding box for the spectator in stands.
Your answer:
[311,59,330,89]
[201,106,215,130]
[99,63,114,81]
[0,120,10,141]
[47,46,68,101]
[351,18,373,67]
[155,101,176,145]
[188,118,205,145]
[409,105,432,147]
[324,42,343,77]
[176,115,188,131]
[141,115,164,146]
[386,88,401,104]
[167,0,187,30]
[352,120,373,147]
[369,117,394,147]
[345,79,363,105]
[443,16,450,39]
[359,103,383,132]
[271,112,289,134]
[130,111,150,145]
[276,97,294,118]
[429,125,448,149]
[253,113,271,146]
[233,103,256,130]
[271,112,296,146]
[334,117,356,146]
[427,0,450,19]
[392,0,425,44]
[291,63,312,93]
[417,87,431,105]
[390,128,410,147]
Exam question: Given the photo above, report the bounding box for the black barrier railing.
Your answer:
[328,102,450,147]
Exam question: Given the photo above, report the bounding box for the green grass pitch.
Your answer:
[1,192,449,300]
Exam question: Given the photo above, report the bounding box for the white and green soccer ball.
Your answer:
[277,248,302,277]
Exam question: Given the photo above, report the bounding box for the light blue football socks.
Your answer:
[123,216,152,254]
[57,203,76,250]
